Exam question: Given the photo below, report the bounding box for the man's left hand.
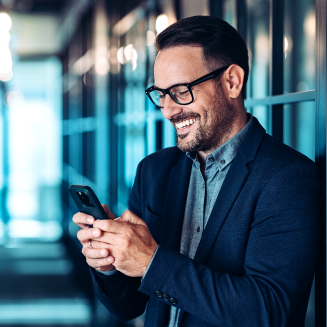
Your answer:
[91,210,158,277]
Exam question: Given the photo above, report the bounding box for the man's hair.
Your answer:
[156,16,249,95]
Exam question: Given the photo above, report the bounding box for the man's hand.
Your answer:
[72,204,116,272]
[91,210,158,277]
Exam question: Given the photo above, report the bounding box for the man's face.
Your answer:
[154,46,237,153]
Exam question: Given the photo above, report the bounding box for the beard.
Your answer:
[170,83,237,153]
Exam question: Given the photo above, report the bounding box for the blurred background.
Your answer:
[0,0,325,326]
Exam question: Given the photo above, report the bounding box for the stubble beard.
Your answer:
[172,83,238,153]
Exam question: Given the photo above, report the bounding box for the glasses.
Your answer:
[145,65,229,109]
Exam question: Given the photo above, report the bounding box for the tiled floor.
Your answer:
[0,240,92,327]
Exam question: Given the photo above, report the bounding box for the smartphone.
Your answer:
[68,185,108,220]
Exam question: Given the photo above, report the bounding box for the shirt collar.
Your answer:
[186,113,253,170]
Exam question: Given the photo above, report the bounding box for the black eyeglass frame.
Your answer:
[145,65,230,108]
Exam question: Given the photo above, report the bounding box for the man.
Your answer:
[73,16,320,326]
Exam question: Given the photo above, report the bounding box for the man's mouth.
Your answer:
[175,118,197,130]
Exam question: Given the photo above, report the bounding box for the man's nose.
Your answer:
[160,94,182,120]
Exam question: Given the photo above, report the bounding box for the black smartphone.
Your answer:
[68,185,108,220]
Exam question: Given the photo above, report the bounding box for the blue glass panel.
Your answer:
[246,0,270,99]
[223,0,236,28]
[247,106,272,135]
[284,0,315,94]
[283,101,315,160]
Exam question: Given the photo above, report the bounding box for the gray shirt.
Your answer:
[169,115,253,326]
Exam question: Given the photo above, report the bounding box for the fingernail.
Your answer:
[107,256,113,263]
[100,249,106,256]
[87,217,94,223]
[93,229,100,237]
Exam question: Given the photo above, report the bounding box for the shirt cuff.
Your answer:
[96,268,118,276]
[141,244,160,282]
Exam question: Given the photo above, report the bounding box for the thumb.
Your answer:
[102,204,116,220]
[119,210,146,226]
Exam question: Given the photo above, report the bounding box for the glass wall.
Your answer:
[61,0,325,325]
[1,57,62,242]
[219,0,319,325]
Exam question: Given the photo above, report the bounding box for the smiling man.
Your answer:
[150,45,246,166]
[73,16,320,327]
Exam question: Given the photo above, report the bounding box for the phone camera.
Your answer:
[76,191,94,208]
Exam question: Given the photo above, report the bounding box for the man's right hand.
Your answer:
[72,204,116,272]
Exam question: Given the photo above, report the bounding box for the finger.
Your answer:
[77,227,102,243]
[73,212,95,227]
[93,219,136,235]
[86,256,115,270]
[92,231,124,247]
[93,218,122,233]
[102,204,116,220]
[89,240,113,249]
[83,246,111,259]
[120,210,146,226]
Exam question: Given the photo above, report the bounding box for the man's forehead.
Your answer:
[155,46,204,65]
[154,46,206,86]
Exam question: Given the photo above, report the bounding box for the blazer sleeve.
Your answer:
[138,162,321,326]
[89,159,149,321]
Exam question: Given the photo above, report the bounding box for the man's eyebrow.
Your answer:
[153,80,192,89]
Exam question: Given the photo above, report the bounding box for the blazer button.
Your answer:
[169,298,178,305]
[155,291,163,298]
[163,294,170,301]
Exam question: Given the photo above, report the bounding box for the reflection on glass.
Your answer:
[123,83,146,189]
[283,101,315,160]
[5,58,62,241]
[163,119,176,149]
[246,0,270,99]
[247,106,271,135]
[284,0,315,93]
[147,30,156,46]
[156,14,168,34]
[117,46,127,64]
[0,12,12,31]
[114,16,148,213]
[245,0,271,136]
[223,0,236,28]
[95,46,109,75]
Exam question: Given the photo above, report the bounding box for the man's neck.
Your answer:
[197,110,248,175]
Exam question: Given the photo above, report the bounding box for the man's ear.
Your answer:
[222,64,244,99]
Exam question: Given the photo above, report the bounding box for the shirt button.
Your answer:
[220,159,225,164]
[197,226,200,232]
[209,157,214,162]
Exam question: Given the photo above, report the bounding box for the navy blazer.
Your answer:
[90,117,320,327]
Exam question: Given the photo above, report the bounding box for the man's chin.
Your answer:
[177,130,190,140]
[176,133,200,152]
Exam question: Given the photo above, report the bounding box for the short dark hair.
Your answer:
[156,16,249,95]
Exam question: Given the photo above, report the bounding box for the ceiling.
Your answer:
[0,0,68,13]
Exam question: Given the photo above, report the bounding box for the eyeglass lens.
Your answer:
[150,85,192,107]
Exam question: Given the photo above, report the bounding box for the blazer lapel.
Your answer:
[161,153,192,251]
[194,153,249,264]
[194,117,266,265]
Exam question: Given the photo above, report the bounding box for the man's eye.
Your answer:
[176,90,189,97]
[156,91,165,98]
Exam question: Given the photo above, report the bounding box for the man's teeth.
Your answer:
[176,119,196,129]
